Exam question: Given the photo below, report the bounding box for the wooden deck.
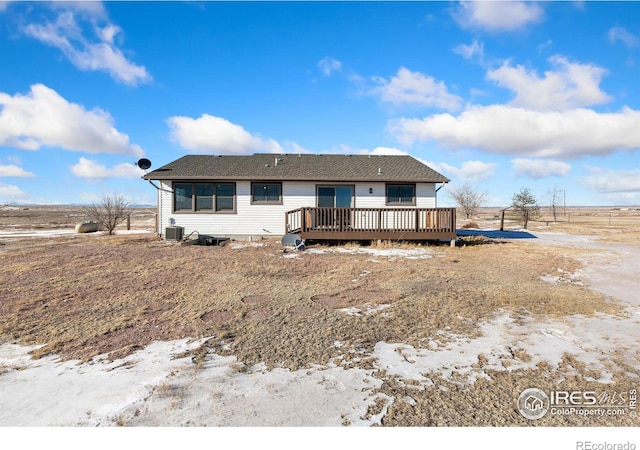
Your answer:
[285,207,456,241]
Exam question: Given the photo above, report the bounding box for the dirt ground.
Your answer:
[1,205,639,426]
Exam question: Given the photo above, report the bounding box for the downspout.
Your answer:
[156,182,161,235]
[147,179,173,194]
[435,182,448,208]
[145,180,174,237]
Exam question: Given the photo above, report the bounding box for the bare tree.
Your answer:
[546,186,563,222]
[83,194,131,235]
[0,200,16,210]
[449,183,488,219]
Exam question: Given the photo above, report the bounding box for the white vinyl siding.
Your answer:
[157,180,437,239]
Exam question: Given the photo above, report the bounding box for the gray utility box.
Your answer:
[165,226,184,241]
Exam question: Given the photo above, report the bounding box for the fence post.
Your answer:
[500,210,505,231]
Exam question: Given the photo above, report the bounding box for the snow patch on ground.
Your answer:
[0,340,384,426]
[539,268,584,286]
[121,357,386,427]
[339,303,393,317]
[230,242,266,250]
[307,246,435,259]
[0,339,207,426]
[375,309,640,386]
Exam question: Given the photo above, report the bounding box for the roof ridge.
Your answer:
[144,153,449,183]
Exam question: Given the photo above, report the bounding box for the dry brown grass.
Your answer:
[461,221,480,229]
[0,234,621,368]
[468,206,640,244]
[0,205,156,232]
[1,205,638,426]
[380,357,638,426]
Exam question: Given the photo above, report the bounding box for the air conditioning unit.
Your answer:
[165,226,184,241]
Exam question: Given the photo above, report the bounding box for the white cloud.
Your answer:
[454,1,544,32]
[511,158,571,179]
[580,167,640,194]
[436,160,497,183]
[0,182,28,201]
[23,10,150,85]
[389,105,640,159]
[283,141,311,154]
[69,157,144,179]
[454,39,484,61]
[368,148,493,182]
[0,84,144,156]
[4,155,22,165]
[0,164,36,177]
[486,56,611,111]
[166,114,283,155]
[317,57,342,76]
[537,39,553,52]
[370,146,410,156]
[323,144,370,155]
[51,1,107,18]
[370,67,462,111]
[608,26,640,48]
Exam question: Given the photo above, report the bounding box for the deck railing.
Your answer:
[285,207,456,240]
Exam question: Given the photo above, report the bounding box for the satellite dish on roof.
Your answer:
[137,158,152,170]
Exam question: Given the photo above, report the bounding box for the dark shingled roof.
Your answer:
[143,154,450,183]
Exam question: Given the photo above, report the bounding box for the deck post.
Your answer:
[301,208,306,232]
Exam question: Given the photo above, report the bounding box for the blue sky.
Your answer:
[0,1,639,207]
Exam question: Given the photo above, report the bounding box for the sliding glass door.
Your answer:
[317,186,354,208]
[316,186,354,230]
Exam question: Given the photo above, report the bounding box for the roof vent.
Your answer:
[377,167,382,175]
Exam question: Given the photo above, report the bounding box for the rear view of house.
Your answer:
[143,153,456,242]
